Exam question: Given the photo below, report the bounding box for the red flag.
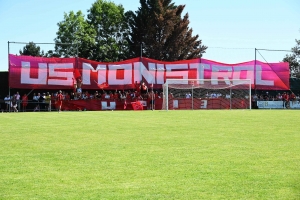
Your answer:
[131,101,144,110]
[98,82,109,89]
[74,69,81,79]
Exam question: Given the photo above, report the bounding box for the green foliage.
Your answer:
[0,110,299,199]
[54,11,96,59]
[19,42,44,56]
[20,0,207,62]
[87,0,129,62]
[126,0,207,61]
[284,39,300,78]
[52,0,129,62]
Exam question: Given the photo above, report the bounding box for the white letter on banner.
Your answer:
[96,64,107,85]
[82,63,106,85]
[166,64,188,84]
[232,65,254,85]
[156,64,165,84]
[108,64,132,85]
[82,63,92,85]
[48,63,73,86]
[190,63,210,84]
[256,65,274,86]
[211,65,232,85]
[21,62,47,85]
[133,62,156,84]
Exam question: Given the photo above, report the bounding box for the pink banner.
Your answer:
[9,54,290,90]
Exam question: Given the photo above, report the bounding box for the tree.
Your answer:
[87,0,130,62]
[19,42,44,56]
[283,39,300,78]
[54,11,96,59]
[126,0,207,61]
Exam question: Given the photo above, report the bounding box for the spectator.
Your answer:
[70,92,75,100]
[120,91,126,100]
[282,92,289,109]
[16,91,20,108]
[130,90,136,100]
[33,93,39,111]
[4,95,10,112]
[186,92,191,98]
[140,82,148,99]
[65,93,70,101]
[155,91,159,99]
[276,93,282,101]
[114,91,119,101]
[263,92,269,101]
[45,92,51,111]
[22,94,28,112]
[148,91,155,110]
[57,90,63,112]
[38,93,45,111]
[134,81,140,93]
[11,94,18,112]
[94,91,100,99]
[290,92,296,106]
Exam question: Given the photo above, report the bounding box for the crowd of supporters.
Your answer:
[252,91,299,101]
[0,82,163,112]
[1,88,300,112]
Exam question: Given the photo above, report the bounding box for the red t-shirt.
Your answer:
[290,93,296,100]
[22,95,28,106]
[282,94,287,100]
[114,93,119,100]
[57,94,63,102]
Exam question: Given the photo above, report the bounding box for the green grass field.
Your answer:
[0,110,299,199]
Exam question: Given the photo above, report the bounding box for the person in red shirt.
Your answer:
[65,92,70,101]
[21,94,28,112]
[282,92,286,108]
[289,92,296,106]
[109,91,114,100]
[57,90,63,112]
[140,82,148,99]
[113,91,119,101]
[282,92,290,109]
[83,91,90,99]
[134,81,140,93]
[155,91,159,99]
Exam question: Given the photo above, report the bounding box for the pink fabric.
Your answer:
[9,54,289,90]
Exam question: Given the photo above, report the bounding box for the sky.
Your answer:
[0,0,299,71]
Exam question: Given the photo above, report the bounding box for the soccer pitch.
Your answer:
[0,110,299,199]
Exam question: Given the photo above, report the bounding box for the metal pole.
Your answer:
[8,41,11,112]
[151,84,154,110]
[254,48,257,95]
[192,84,194,110]
[249,79,252,110]
[230,85,232,110]
[140,43,142,58]
[166,80,168,111]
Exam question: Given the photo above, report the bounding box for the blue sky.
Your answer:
[0,0,299,71]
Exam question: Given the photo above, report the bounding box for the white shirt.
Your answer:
[4,96,10,105]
